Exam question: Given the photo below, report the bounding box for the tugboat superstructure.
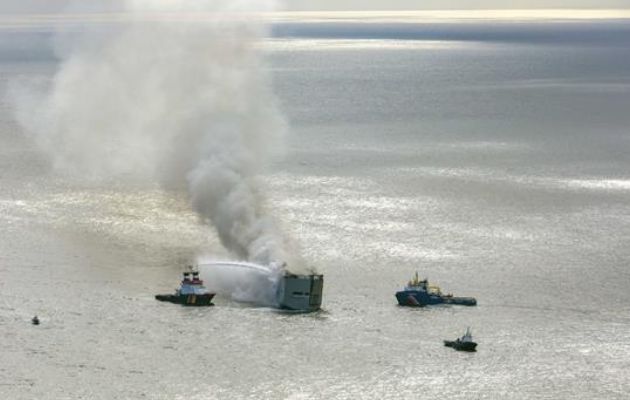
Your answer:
[155,267,215,306]
[395,272,476,307]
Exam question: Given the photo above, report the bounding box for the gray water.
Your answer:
[1,18,630,399]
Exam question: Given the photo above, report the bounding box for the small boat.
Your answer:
[31,316,40,325]
[444,327,477,352]
[395,272,477,307]
[155,267,215,306]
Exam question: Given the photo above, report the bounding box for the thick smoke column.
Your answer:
[11,1,304,271]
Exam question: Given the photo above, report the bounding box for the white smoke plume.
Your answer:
[11,1,307,276]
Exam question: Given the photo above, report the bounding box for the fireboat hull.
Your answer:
[155,293,215,306]
[395,290,477,307]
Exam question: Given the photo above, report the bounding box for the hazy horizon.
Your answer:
[1,0,630,14]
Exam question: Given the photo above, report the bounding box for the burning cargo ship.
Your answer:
[276,272,324,312]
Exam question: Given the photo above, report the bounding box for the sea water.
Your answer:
[1,15,629,399]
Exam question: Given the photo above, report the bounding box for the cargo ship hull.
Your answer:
[277,273,323,312]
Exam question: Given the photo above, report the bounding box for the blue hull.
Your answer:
[396,290,476,307]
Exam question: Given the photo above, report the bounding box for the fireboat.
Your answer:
[155,267,215,306]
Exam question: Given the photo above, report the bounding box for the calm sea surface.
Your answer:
[1,17,630,399]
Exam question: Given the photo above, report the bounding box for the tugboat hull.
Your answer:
[444,340,477,352]
[395,291,476,307]
[155,294,215,306]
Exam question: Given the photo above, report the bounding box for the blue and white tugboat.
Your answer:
[155,267,215,306]
[444,327,477,352]
[395,272,477,307]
